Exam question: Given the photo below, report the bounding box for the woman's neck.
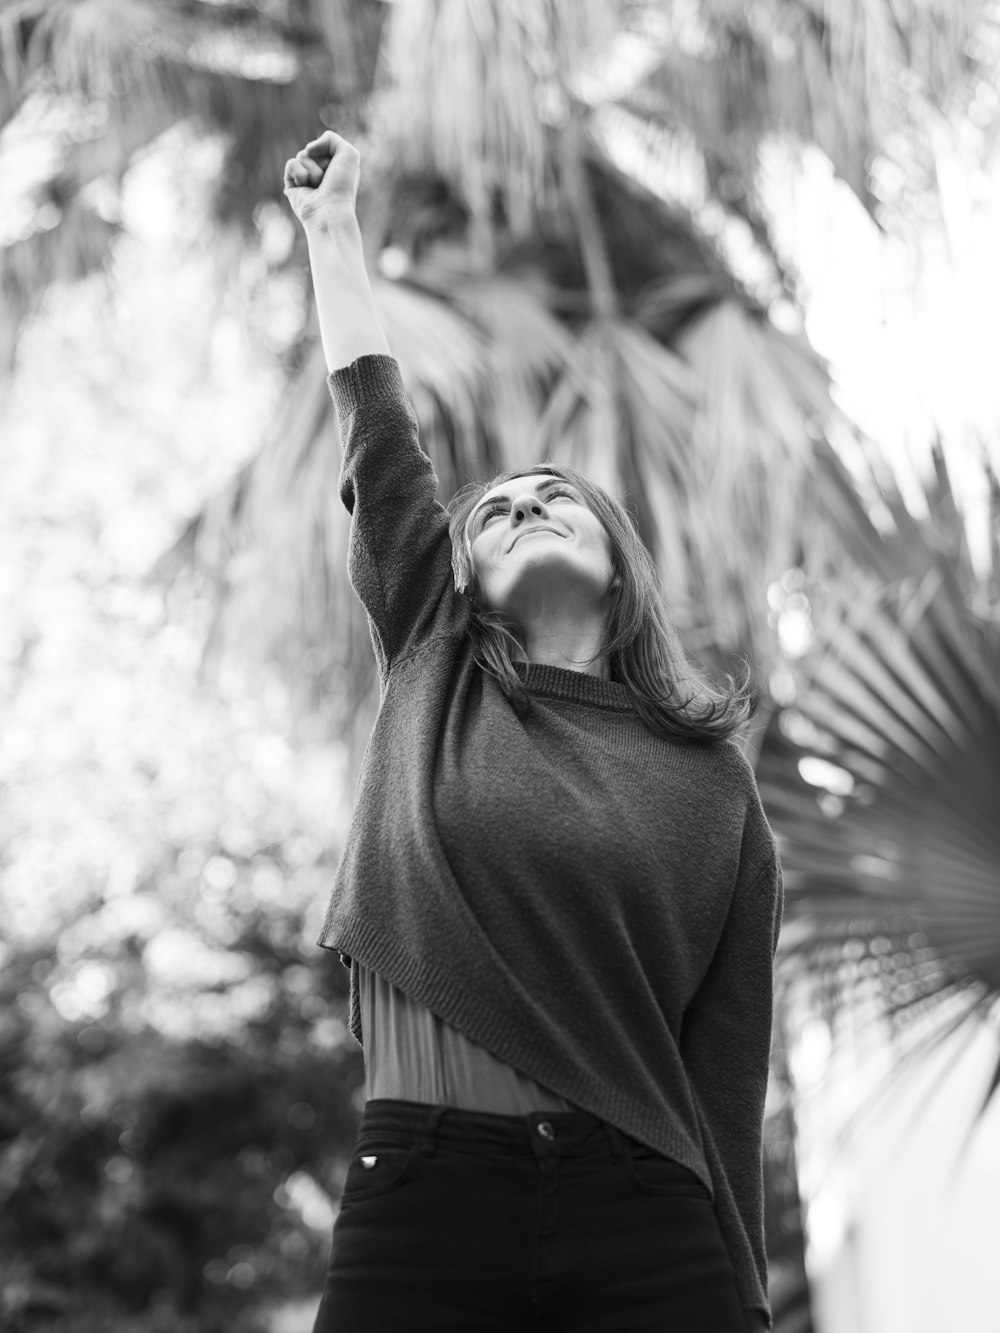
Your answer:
[516,615,611,680]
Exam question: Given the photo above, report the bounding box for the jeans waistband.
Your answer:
[357,1097,631,1161]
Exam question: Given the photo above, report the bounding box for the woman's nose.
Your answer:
[510,492,548,524]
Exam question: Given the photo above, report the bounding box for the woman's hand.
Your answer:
[281,129,389,370]
[283,130,361,232]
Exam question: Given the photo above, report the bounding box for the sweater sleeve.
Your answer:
[679,847,783,1329]
[329,354,457,674]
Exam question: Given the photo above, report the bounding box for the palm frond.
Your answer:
[529,315,699,520]
[305,0,383,105]
[376,0,622,242]
[0,56,323,369]
[671,298,835,659]
[0,0,378,357]
[758,502,1000,1112]
[623,12,869,206]
[4,0,195,112]
[447,270,580,474]
[373,273,493,494]
[604,317,700,600]
[624,0,996,215]
[578,147,733,306]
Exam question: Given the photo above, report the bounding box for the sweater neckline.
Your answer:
[518,661,635,712]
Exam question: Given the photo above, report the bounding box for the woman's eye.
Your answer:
[476,488,574,530]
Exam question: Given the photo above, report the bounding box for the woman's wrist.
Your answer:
[304,212,390,371]
[303,209,363,250]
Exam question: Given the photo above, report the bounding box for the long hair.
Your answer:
[446,463,761,744]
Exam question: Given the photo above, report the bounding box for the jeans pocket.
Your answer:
[340,1143,422,1202]
[623,1148,711,1200]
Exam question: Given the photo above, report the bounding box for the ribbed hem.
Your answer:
[327,354,405,422]
[519,661,634,712]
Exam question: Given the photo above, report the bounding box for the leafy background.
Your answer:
[2,2,1000,1330]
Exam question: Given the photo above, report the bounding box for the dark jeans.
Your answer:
[312,1098,746,1333]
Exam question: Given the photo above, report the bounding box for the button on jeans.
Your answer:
[311,1098,747,1333]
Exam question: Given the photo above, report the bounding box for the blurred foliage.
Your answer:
[0,171,361,1330]
[0,940,357,1332]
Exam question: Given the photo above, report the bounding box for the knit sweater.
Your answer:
[319,354,783,1328]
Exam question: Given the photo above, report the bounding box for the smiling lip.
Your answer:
[507,526,563,553]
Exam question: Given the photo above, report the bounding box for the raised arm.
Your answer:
[282,132,459,672]
[283,131,390,373]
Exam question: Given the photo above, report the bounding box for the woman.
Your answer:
[284,131,781,1333]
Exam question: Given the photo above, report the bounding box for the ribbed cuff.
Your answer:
[327,354,405,422]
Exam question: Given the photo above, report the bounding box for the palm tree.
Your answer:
[5,3,999,1328]
[759,438,1000,1101]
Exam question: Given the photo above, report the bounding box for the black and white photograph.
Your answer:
[2,3,998,1332]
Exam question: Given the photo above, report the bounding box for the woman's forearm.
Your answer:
[304,215,391,374]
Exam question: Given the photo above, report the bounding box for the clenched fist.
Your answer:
[283,130,361,231]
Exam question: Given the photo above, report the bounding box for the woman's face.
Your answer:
[463,472,617,622]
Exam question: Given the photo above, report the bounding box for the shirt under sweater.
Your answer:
[320,354,783,1328]
[357,963,572,1112]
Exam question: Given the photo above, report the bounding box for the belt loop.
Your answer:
[603,1122,627,1161]
[421,1104,448,1158]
